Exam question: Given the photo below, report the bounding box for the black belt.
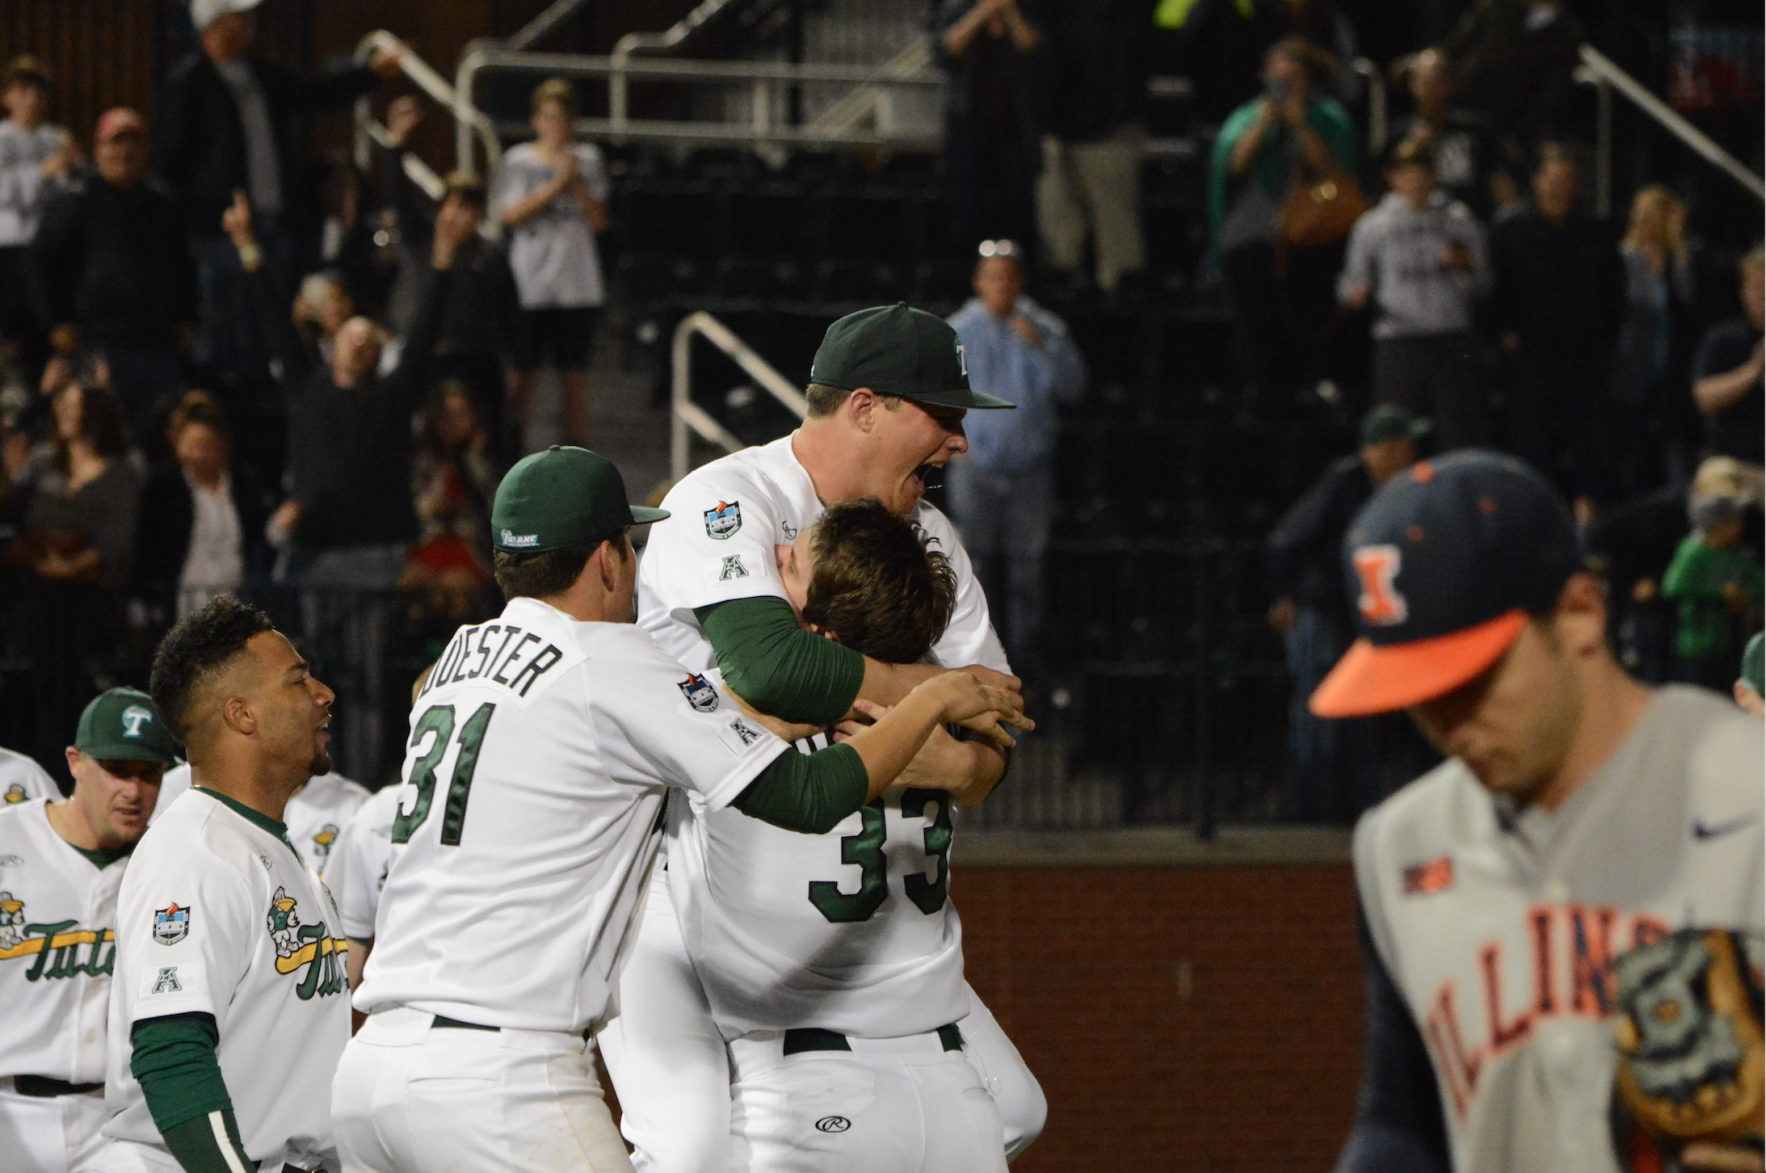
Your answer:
[782,1024,963,1056]
[432,1015,499,1031]
[13,1075,104,1097]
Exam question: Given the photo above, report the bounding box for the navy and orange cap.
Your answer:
[1309,450,1583,719]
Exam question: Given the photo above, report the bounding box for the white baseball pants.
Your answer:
[0,1081,107,1173]
[331,1007,631,1173]
[727,1029,1008,1173]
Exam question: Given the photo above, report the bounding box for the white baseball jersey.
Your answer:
[1355,686,1764,1173]
[153,765,366,881]
[0,747,59,807]
[354,597,788,1034]
[328,784,401,942]
[636,432,1007,676]
[284,773,370,881]
[671,719,967,1038]
[103,786,350,1165]
[0,800,124,1083]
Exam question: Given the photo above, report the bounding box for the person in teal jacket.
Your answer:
[1208,36,1359,397]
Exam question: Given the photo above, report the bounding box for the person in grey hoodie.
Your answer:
[1339,139,1492,450]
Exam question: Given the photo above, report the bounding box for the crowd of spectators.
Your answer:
[0,0,612,781]
[0,0,1758,815]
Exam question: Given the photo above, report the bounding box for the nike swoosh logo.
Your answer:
[1693,814,1757,841]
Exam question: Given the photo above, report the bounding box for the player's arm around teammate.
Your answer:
[0,689,174,1173]
[331,447,1022,1173]
[94,599,350,1173]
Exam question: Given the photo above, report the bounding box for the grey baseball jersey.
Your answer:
[1355,687,1764,1172]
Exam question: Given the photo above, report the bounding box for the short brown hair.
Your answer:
[3,55,48,91]
[533,77,577,118]
[492,533,626,601]
[169,389,229,444]
[801,499,955,664]
[804,382,904,418]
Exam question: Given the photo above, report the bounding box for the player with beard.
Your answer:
[93,598,350,1173]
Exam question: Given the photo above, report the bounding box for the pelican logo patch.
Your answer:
[679,674,721,714]
[4,783,25,804]
[312,824,340,864]
[1352,545,1408,627]
[153,903,190,945]
[265,887,346,999]
[704,501,742,540]
[0,892,25,950]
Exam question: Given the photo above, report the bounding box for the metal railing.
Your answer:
[1576,43,1764,219]
[1351,57,1387,157]
[671,311,808,481]
[353,30,503,187]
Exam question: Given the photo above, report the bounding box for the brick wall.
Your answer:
[958,863,1365,1173]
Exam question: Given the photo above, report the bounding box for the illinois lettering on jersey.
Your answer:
[1355,688,1764,1173]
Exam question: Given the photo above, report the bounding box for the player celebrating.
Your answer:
[97,599,350,1173]
[0,688,175,1173]
[610,302,1044,1172]
[331,446,1026,1172]
[661,498,1014,1172]
[1314,451,1763,1173]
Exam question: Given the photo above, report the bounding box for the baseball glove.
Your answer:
[1613,928,1765,1148]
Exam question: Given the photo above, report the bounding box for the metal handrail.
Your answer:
[1350,57,1386,157]
[354,30,503,184]
[671,311,808,480]
[508,0,595,51]
[455,47,950,170]
[1576,43,1764,219]
[611,0,746,131]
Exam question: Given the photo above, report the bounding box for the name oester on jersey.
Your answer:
[418,621,572,707]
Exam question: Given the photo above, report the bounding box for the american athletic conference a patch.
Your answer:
[679,673,721,713]
[704,500,742,539]
[153,903,190,945]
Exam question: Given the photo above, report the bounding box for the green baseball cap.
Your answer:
[75,688,179,764]
[1360,403,1433,448]
[1741,632,1764,697]
[492,446,669,553]
[809,303,1014,410]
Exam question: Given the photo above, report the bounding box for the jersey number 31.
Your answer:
[392,703,497,846]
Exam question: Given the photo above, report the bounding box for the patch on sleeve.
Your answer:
[679,674,721,713]
[1402,856,1454,895]
[152,903,191,945]
[140,961,205,999]
[718,716,768,755]
[704,500,742,539]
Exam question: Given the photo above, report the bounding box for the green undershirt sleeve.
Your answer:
[131,1012,251,1172]
[733,742,870,834]
[696,597,866,726]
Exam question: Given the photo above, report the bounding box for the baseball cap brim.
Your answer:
[78,740,177,766]
[904,388,1015,410]
[1309,608,1528,719]
[631,506,670,525]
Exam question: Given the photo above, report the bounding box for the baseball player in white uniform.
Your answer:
[0,688,176,1173]
[96,598,350,1173]
[152,766,368,882]
[327,783,400,990]
[2,743,60,806]
[1313,451,1765,1173]
[603,303,1044,1172]
[331,446,1026,1173]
